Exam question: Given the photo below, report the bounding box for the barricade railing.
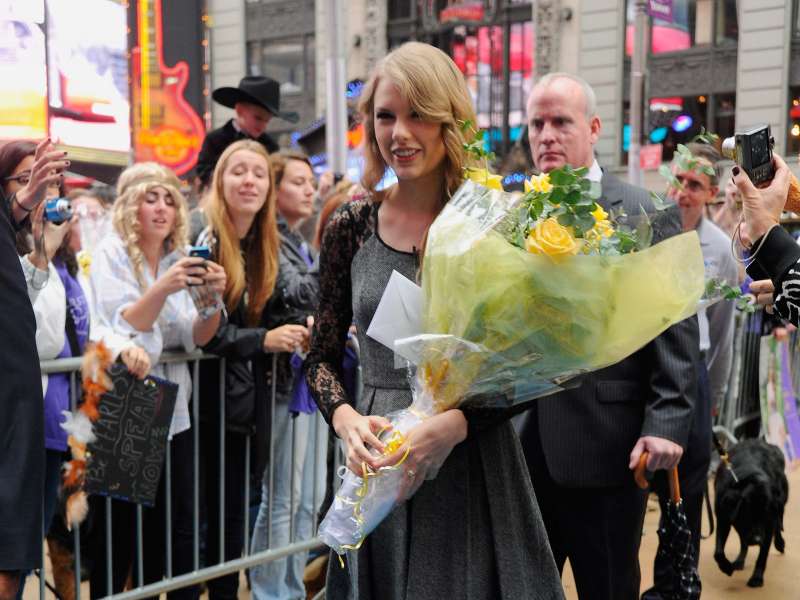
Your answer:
[32,349,339,599]
[713,309,767,445]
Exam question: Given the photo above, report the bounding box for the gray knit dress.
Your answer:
[306,198,564,600]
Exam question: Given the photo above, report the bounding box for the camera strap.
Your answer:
[64,296,82,358]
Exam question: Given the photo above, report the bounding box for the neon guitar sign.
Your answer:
[132,0,205,175]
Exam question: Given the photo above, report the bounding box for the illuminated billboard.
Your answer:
[130,0,205,176]
[46,0,129,164]
[0,0,47,140]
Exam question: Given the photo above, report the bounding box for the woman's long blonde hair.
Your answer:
[113,162,188,289]
[205,140,279,326]
[359,41,477,199]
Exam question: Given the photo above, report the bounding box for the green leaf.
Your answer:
[549,187,566,204]
[557,212,575,227]
[574,213,595,233]
[700,164,716,176]
[649,191,670,211]
[562,190,581,205]
[548,169,574,186]
[572,166,589,178]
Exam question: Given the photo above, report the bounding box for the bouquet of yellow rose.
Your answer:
[318,165,707,557]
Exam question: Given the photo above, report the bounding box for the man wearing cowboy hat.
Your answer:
[196,75,299,185]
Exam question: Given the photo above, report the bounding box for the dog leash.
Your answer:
[702,433,740,539]
[712,432,739,483]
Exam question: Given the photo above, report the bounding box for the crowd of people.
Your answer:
[0,39,797,600]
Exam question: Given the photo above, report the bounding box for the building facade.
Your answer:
[207,0,800,182]
[545,0,799,184]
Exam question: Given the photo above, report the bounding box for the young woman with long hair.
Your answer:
[305,42,563,599]
[248,150,323,600]
[87,162,225,598]
[195,140,310,599]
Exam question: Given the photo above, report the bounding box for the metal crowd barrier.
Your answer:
[713,309,768,445]
[32,349,343,599]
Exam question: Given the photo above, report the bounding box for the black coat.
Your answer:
[196,119,279,185]
[0,194,44,569]
[198,224,318,475]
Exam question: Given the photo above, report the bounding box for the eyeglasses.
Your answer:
[4,171,31,186]
[3,171,60,189]
[673,175,711,194]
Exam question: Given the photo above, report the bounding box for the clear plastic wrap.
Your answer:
[319,179,707,556]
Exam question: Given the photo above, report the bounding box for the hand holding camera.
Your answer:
[14,138,69,217]
[28,202,71,270]
[732,152,790,247]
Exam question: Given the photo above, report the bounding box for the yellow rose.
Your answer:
[465,167,504,191]
[593,220,615,238]
[590,203,608,222]
[524,173,553,194]
[525,217,580,259]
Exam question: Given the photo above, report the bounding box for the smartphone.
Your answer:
[188,245,211,260]
[187,246,210,286]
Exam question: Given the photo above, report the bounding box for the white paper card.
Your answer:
[366,270,423,365]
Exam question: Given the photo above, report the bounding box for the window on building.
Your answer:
[647,95,707,162]
[714,93,736,140]
[788,88,800,156]
[715,0,737,44]
[625,0,739,55]
[247,36,314,95]
[449,21,533,153]
[389,0,413,19]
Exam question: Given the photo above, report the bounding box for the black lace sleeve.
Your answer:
[305,199,374,425]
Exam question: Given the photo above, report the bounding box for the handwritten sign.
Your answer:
[85,364,177,506]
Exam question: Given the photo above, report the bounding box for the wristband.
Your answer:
[13,195,34,214]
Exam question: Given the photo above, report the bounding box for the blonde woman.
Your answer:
[194,140,309,599]
[305,42,562,599]
[87,162,225,599]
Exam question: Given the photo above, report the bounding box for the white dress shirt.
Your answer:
[90,231,197,438]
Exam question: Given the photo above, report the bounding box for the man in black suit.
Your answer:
[196,76,299,186]
[519,73,700,600]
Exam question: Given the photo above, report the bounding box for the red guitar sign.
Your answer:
[132,0,205,175]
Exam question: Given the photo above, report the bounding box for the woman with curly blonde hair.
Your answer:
[305,42,563,599]
[88,162,226,598]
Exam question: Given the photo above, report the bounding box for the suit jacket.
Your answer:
[196,119,279,185]
[524,171,700,488]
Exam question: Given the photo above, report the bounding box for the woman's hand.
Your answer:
[332,403,392,474]
[263,323,309,353]
[153,256,207,296]
[373,409,467,499]
[28,203,70,269]
[750,279,775,313]
[14,139,69,216]
[202,260,227,298]
[120,346,151,379]
[735,153,791,245]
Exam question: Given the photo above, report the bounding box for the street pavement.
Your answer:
[563,463,800,599]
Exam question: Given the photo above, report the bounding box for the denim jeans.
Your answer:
[250,404,327,600]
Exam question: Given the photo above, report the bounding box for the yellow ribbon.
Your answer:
[336,429,413,561]
[335,360,451,565]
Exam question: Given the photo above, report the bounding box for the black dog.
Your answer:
[713,438,789,587]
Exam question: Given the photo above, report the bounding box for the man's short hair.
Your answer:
[534,72,597,120]
[685,142,721,187]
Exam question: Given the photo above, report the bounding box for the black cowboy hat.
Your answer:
[212,76,299,124]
